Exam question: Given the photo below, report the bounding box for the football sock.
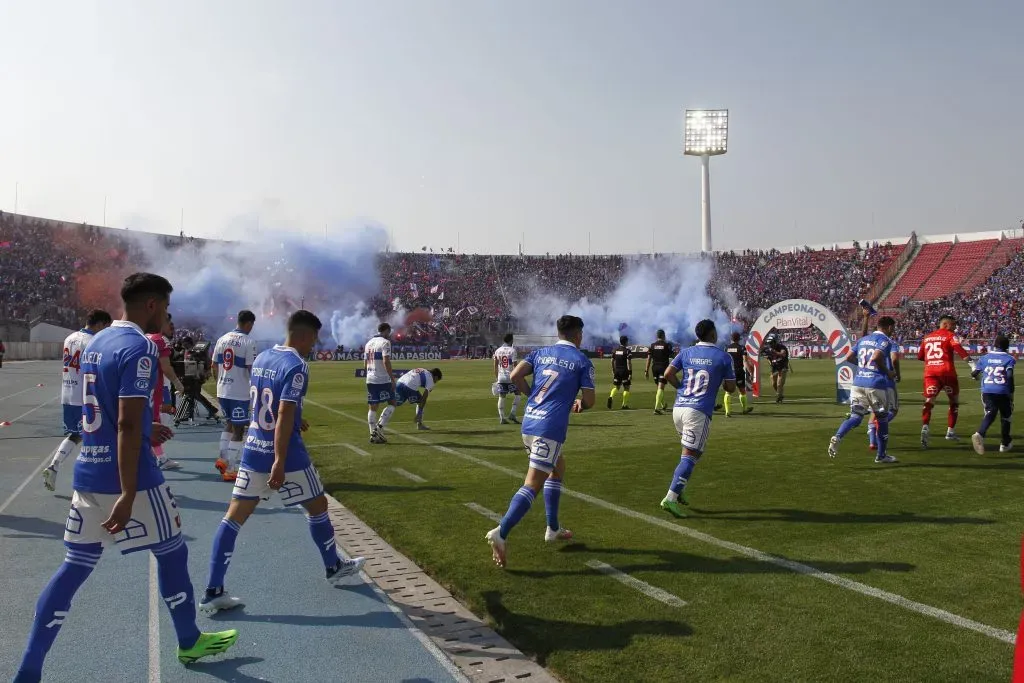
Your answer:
[723,393,732,416]
[498,486,535,540]
[609,387,619,399]
[415,405,424,423]
[16,544,101,682]
[307,511,341,569]
[497,396,507,419]
[48,438,79,471]
[225,441,242,472]
[655,387,665,410]
[922,402,933,426]
[875,415,890,458]
[621,390,630,408]
[948,405,959,430]
[153,538,201,649]
[511,394,521,414]
[667,454,699,499]
[542,479,562,531]
[207,518,241,590]
[219,432,231,458]
[367,409,378,434]
[836,413,864,439]
[377,405,395,430]
[739,393,748,411]
[867,418,877,447]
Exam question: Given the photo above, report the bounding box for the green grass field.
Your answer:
[301,357,1021,683]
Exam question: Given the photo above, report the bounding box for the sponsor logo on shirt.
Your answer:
[137,356,153,379]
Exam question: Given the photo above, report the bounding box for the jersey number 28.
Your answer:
[249,385,276,431]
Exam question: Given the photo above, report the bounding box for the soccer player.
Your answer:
[149,313,185,471]
[200,310,365,613]
[42,309,113,492]
[493,333,521,424]
[365,322,396,444]
[13,274,238,683]
[658,320,735,518]
[722,332,752,417]
[607,335,633,410]
[768,340,790,403]
[394,367,443,430]
[644,329,673,414]
[485,315,595,568]
[970,333,1015,455]
[213,310,257,481]
[828,316,899,464]
[918,315,975,447]
[861,310,901,451]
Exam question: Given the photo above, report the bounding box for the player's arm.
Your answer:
[269,400,296,489]
[420,388,430,406]
[644,350,652,377]
[575,362,597,412]
[383,344,395,386]
[159,355,185,393]
[871,349,893,379]
[493,355,500,379]
[723,356,737,394]
[860,310,870,338]
[1007,363,1015,395]
[510,360,533,396]
[916,340,926,361]
[663,353,683,389]
[891,350,901,383]
[627,351,633,377]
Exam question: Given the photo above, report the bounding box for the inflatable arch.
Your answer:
[744,299,855,403]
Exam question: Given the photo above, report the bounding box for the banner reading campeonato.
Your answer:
[745,299,854,403]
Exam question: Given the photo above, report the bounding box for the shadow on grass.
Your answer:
[481,590,692,666]
[432,441,523,453]
[434,429,505,437]
[323,481,454,493]
[689,507,994,525]
[894,462,1024,471]
[503,543,915,579]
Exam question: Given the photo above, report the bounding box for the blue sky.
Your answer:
[2,0,1022,254]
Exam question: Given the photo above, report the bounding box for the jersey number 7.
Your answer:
[533,369,559,404]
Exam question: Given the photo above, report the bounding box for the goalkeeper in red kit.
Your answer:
[916,315,975,448]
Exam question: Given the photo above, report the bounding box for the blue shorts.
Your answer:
[62,404,82,436]
[219,398,250,425]
[496,382,520,396]
[395,383,421,406]
[367,383,394,405]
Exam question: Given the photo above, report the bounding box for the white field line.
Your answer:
[0,386,40,402]
[343,443,370,457]
[585,560,687,608]
[148,555,161,682]
[392,468,426,483]
[306,399,1017,645]
[1,395,59,425]
[464,502,502,523]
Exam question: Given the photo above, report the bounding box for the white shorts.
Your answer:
[673,407,712,454]
[231,464,325,507]
[850,386,888,415]
[522,434,563,474]
[64,484,182,554]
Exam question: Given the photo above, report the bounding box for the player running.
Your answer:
[365,322,396,444]
[200,311,365,613]
[828,315,899,463]
[859,309,901,452]
[493,333,521,424]
[722,332,752,417]
[645,329,673,414]
[485,315,595,568]
[393,367,442,430]
[149,313,185,471]
[970,334,1015,455]
[42,310,113,492]
[918,315,975,447]
[767,340,790,403]
[659,320,736,518]
[607,335,633,410]
[212,310,257,481]
[13,274,238,683]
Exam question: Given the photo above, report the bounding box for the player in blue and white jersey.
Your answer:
[857,308,902,452]
[365,322,396,443]
[828,316,899,463]
[394,367,442,430]
[485,315,595,568]
[42,309,113,492]
[200,310,365,613]
[212,310,257,481]
[659,320,736,518]
[13,274,237,683]
[970,334,1015,455]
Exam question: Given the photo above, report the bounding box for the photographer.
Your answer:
[173,337,221,425]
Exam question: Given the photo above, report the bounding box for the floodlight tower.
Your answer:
[683,109,729,253]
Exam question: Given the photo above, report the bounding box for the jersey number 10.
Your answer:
[683,368,710,397]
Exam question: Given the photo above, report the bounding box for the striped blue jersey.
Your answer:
[521,341,595,443]
[242,345,311,473]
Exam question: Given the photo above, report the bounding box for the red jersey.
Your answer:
[147,333,171,415]
[917,329,969,376]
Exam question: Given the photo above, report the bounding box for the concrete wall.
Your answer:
[30,323,75,343]
[3,342,63,360]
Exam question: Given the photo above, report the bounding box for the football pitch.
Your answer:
[303,357,1020,683]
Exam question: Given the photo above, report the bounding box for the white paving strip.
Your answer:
[392,468,426,483]
[585,560,687,607]
[306,399,1017,645]
[464,502,502,522]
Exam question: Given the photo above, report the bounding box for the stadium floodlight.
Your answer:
[683,109,729,253]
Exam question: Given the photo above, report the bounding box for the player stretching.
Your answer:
[970,334,1015,455]
[607,335,633,410]
[394,367,442,430]
[485,315,595,568]
[14,274,238,683]
[365,322,396,443]
[918,315,975,447]
[494,333,521,424]
[645,329,673,414]
[149,313,185,471]
[659,320,735,518]
[42,309,113,491]
[213,310,257,481]
[828,316,899,463]
[201,311,365,613]
[722,332,752,417]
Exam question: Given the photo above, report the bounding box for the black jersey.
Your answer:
[724,343,745,377]
[648,340,672,369]
[611,345,632,372]
[769,344,790,371]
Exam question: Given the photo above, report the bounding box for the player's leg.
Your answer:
[945,378,961,440]
[723,388,732,416]
[999,395,1013,451]
[510,387,522,422]
[201,493,260,612]
[829,389,869,457]
[921,377,941,448]
[216,398,232,473]
[661,408,709,517]
[222,406,247,480]
[775,369,787,402]
[738,381,751,413]
[654,375,666,413]
[298,482,366,582]
[542,455,572,541]
[621,379,631,409]
[498,387,509,422]
[43,408,82,490]
[608,378,619,410]
[973,393,998,455]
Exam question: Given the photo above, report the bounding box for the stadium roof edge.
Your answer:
[773,228,1022,253]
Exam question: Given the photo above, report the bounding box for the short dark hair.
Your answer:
[939,314,956,324]
[431,368,443,382]
[695,319,716,342]
[619,335,628,345]
[121,273,173,306]
[288,310,323,333]
[166,312,173,322]
[994,334,1010,351]
[237,310,256,325]
[503,333,514,345]
[378,322,391,334]
[656,329,666,339]
[556,315,584,336]
[86,309,112,327]
[731,331,741,342]
[878,315,896,329]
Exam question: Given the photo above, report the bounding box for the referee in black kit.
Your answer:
[645,329,674,415]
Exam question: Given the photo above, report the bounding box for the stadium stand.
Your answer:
[881,241,954,307]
